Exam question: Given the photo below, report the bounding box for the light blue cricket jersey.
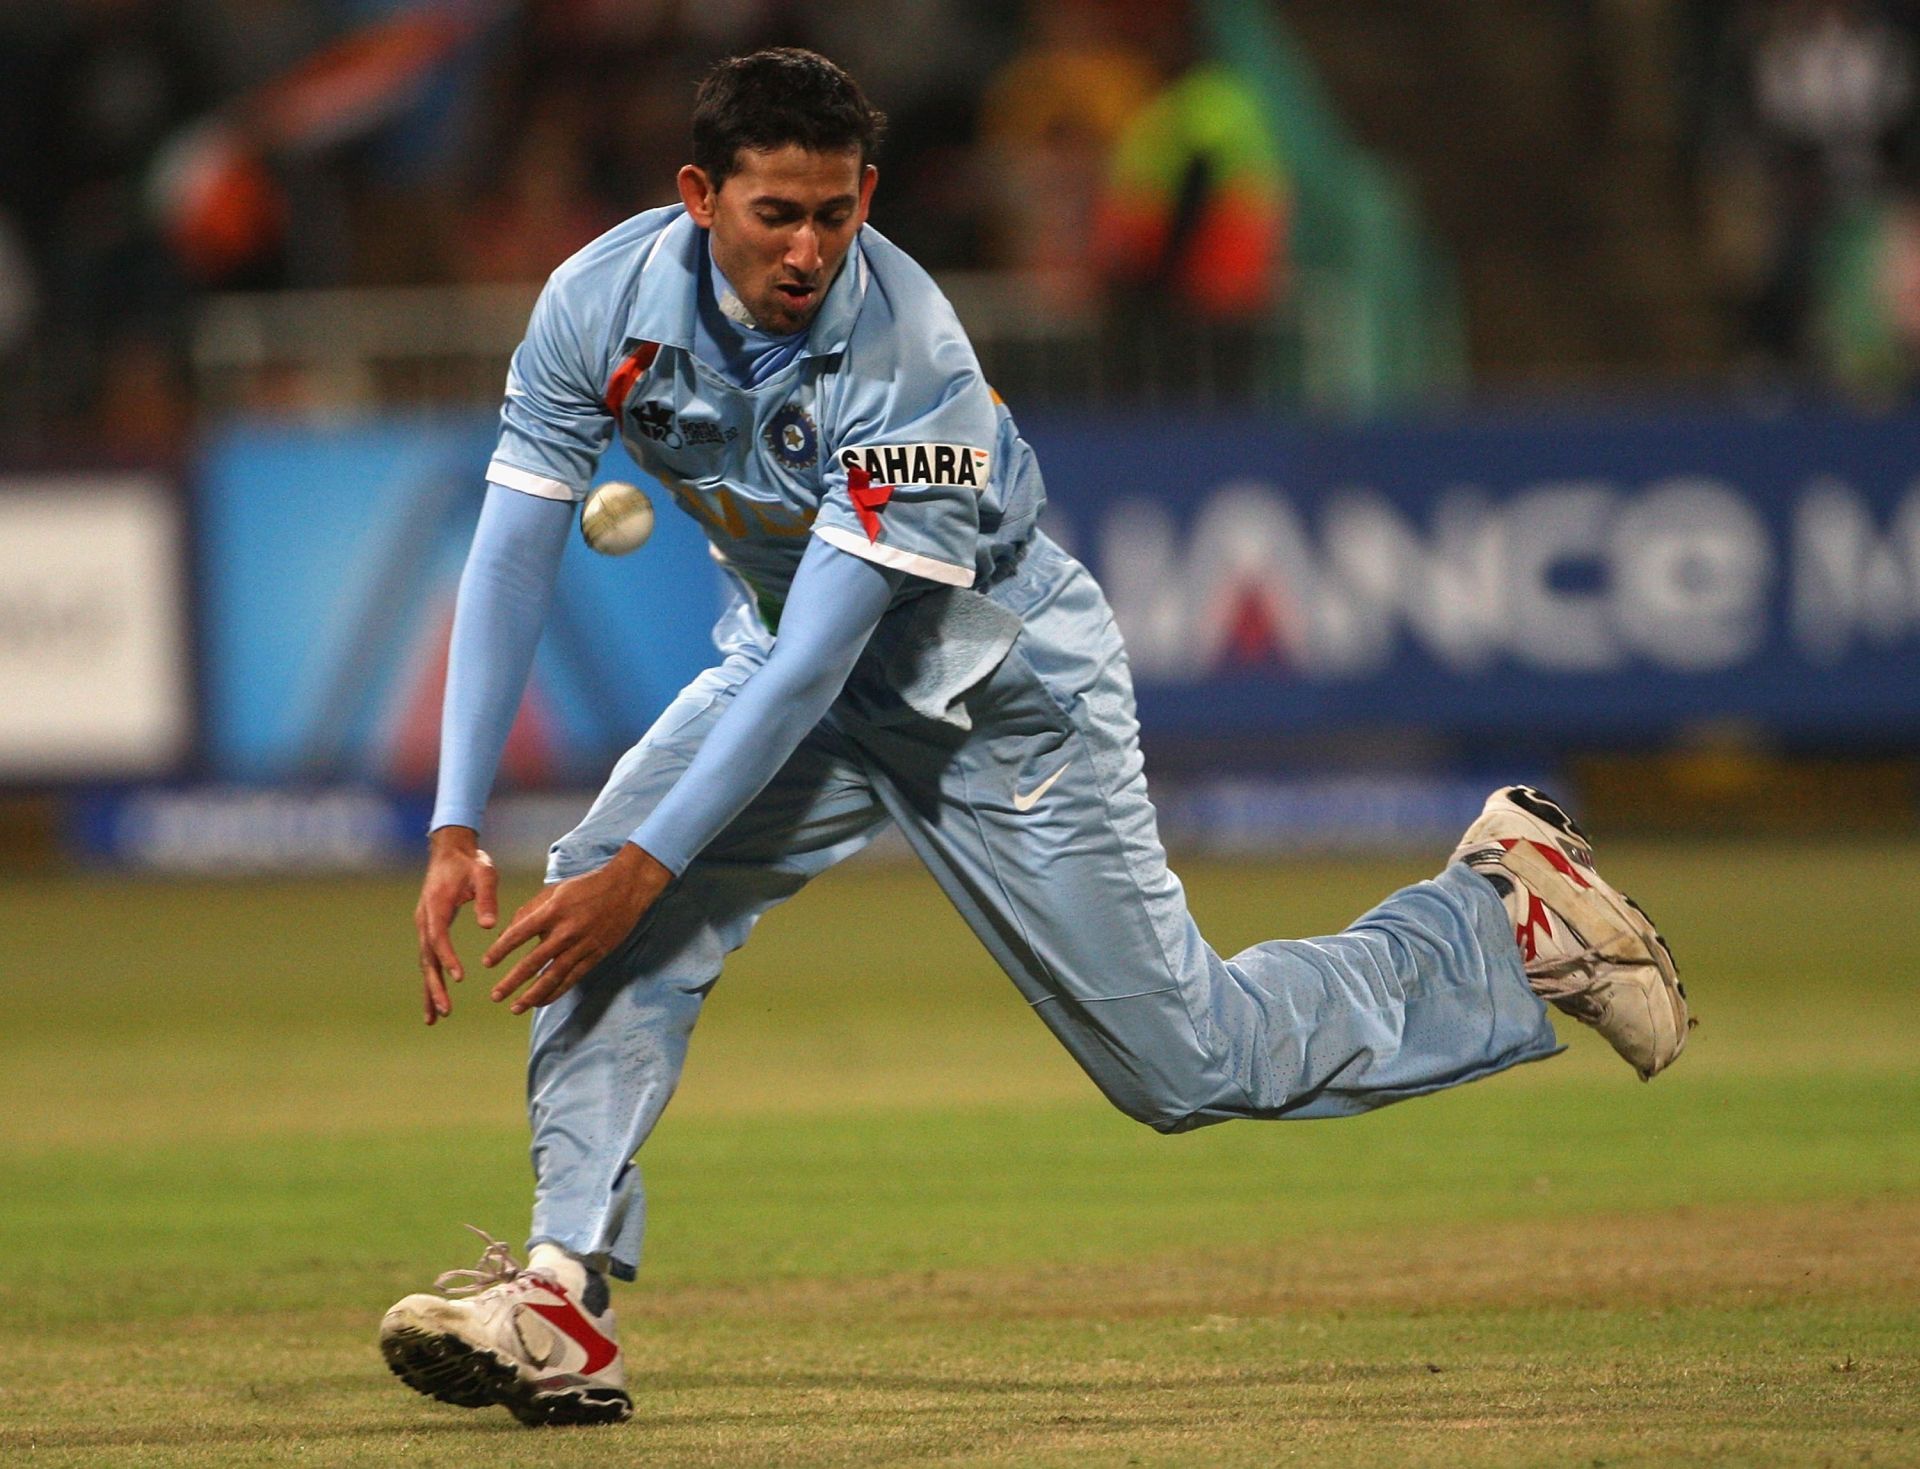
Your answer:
[485,206,1047,621]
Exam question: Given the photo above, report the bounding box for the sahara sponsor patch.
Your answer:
[836,442,989,490]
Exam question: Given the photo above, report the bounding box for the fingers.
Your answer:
[421,960,450,1025]
[417,931,451,1023]
[487,922,596,1004]
[414,894,458,1024]
[514,944,603,1011]
[482,896,605,1014]
[428,916,463,984]
[489,941,558,1009]
[493,945,602,1015]
[478,871,632,1015]
[482,897,547,969]
[522,952,600,1010]
[473,858,500,930]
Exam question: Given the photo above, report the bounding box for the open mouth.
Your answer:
[775,282,818,306]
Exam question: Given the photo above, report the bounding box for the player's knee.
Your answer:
[1138,1104,1214,1135]
[1060,1007,1226,1132]
[1098,1082,1209,1135]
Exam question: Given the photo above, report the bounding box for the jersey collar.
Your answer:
[622,207,868,359]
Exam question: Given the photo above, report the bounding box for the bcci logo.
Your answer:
[764,403,817,470]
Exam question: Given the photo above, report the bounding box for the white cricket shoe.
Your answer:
[1453,785,1690,1080]
[379,1228,631,1427]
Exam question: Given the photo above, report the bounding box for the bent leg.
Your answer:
[1203,861,1560,1120]
[526,654,887,1278]
[852,542,1559,1131]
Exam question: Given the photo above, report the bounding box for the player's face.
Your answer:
[678,146,876,336]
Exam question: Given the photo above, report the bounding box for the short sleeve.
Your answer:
[486,277,613,503]
[815,331,995,589]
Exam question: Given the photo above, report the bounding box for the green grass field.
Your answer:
[3,840,1917,1466]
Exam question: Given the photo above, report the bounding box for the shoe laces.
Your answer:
[1526,941,1650,1018]
[433,1224,526,1297]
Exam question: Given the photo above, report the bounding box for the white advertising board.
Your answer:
[0,474,191,778]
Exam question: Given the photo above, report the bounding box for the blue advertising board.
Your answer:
[197,417,723,786]
[1024,407,1920,743]
[192,404,1920,797]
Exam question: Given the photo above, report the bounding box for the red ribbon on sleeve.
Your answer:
[846,460,894,543]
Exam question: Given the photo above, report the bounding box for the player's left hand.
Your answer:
[483,843,674,1014]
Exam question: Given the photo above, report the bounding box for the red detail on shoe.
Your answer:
[1516,893,1554,962]
[1526,838,1592,889]
[522,1286,619,1376]
[1496,836,1592,890]
[846,460,893,542]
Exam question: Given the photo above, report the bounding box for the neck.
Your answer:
[708,254,796,339]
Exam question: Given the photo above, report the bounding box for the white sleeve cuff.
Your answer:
[486,460,581,502]
[814,524,974,587]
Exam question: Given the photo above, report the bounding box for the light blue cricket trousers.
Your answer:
[529,534,1559,1279]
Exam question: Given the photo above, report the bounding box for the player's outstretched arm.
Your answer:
[415,483,572,1024]
[481,537,902,1015]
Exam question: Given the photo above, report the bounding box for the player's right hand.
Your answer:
[414,825,500,1026]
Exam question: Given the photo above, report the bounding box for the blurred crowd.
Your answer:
[1688,0,1920,392]
[8,0,1920,456]
[0,0,1295,453]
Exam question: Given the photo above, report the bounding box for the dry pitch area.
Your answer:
[2,841,1916,1466]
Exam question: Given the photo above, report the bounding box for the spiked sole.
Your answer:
[380,1325,633,1427]
[508,1384,635,1428]
[381,1324,519,1409]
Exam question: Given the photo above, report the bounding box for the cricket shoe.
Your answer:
[1452,785,1689,1080]
[379,1227,631,1427]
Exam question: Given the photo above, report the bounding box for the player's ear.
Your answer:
[856,165,879,227]
[678,165,718,227]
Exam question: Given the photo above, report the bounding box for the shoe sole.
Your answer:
[1475,787,1688,1078]
[381,1323,519,1409]
[381,1324,633,1427]
[508,1382,635,1428]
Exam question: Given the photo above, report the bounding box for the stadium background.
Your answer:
[3,2,1917,1465]
[7,0,1920,858]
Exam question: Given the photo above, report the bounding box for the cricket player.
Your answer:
[380,49,1689,1428]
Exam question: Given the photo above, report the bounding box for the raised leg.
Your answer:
[851,540,1560,1132]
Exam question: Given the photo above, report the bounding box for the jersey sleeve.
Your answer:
[485,275,613,503]
[628,537,901,875]
[431,483,572,833]
[814,329,996,589]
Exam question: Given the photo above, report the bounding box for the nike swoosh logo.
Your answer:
[1012,763,1070,813]
[522,1293,620,1376]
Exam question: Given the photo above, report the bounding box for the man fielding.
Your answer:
[380,49,1688,1427]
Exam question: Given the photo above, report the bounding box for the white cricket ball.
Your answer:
[581,480,654,556]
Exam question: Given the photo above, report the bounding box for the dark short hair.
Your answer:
[691,48,886,188]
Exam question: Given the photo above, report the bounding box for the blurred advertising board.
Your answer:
[1025,406,1920,743]
[0,473,191,779]
[196,418,722,788]
[70,772,1526,870]
[166,402,1920,870]
[70,785,595,872]
[78,401,1920,867]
